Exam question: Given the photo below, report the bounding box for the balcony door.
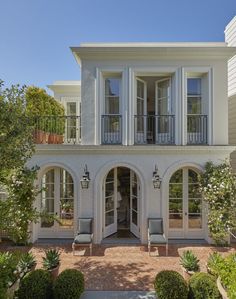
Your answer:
[155,78,173,144]
[168,168,204,239]
[135,78,147,144]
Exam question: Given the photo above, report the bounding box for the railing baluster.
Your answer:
[187,114,207,145]
[101,115,122,144]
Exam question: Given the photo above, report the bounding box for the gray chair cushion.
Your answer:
[149,219,163,234]
[74,234,92,244]
[149,234,167,244]
[78,219,92,234]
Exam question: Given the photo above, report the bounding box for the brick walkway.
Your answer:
[1,242,236,291]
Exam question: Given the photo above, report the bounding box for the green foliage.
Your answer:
[154,270,188,299]
[53,269,85,299]
[0,251,23,296]
[198,161,236,244]
[189,272,221,299]
[217,253,236,299]
[207,252,224,276]
[25,86,65,134]
[42,249,60,270]
[0,80,35,180]
[1,166,41,245]
[180,250,200,272]
[17,269,53,299]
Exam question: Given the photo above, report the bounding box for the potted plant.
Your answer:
[42,249,60,280]
[206,252,223,276]
[180,250,200,280]
[17,252,37,277]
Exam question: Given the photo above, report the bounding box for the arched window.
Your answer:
[169,168,202,238]
[41,167,74,229]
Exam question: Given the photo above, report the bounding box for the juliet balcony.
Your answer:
[33,116,81,144]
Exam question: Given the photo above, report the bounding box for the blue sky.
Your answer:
[0,0,235,91]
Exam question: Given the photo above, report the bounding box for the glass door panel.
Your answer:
[104,169,117,237]
[135,78,147,144]
[130,170,139,237]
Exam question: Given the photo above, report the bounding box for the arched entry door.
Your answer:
[39,167,74,238]
[103,167,140,239]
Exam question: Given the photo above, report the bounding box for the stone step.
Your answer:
[80,291,156,299]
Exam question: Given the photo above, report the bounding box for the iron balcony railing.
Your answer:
[33,115,81,144]
[134,115,175,145]
[187,114,207,145]
[101,114,122,144]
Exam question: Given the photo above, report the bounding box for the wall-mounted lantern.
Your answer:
[80,164,90,189]
[152,165,162,189]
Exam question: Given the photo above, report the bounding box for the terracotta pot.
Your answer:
[48,133,57,144]
[49,264,60,280]
[33,130,45,144]
[182,267,195,281]
[217,277,229,299]
[56,135,64,144]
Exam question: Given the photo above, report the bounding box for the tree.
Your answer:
[198,161,236,244]
[0,80,35,181]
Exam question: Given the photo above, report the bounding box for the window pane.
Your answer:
[188,184,201,198]
[169,184,183,198]
[137,80,144,98]
[169,214,183,228]
[105,79,120,97]
[188,170,198,183]
[158,80,169,98]
[158,98,168,115]
[188,214,202,229]
[105,96,119,114]
[170,169,183,183]
[106,169,114,182]
[187,97,201,114]
[67,102,76,115]
[188,199,201,213]
[132,210,138,225]
[132,196,137,211]
[169,201,183,213]
[105,197,114,212]
[187,78,201,96]
[105,210,114,226]
[137,98,144,115]
[105,182,114,197]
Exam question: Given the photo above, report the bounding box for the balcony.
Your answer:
[187,114,207,145]
[134,115,175,145]
[33,116,81,144]
[101,115,122,144]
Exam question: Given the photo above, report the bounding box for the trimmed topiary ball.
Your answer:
[189,272,221,299]
[17,269,53,299]
[154,270,188,299]
[53,269,84,299]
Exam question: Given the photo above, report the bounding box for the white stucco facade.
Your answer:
[30,40,236,244]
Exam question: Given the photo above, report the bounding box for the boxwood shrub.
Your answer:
[53,269,84,299]
[17,269,53,299]
[154,270,188,299]
[189,272,221,299]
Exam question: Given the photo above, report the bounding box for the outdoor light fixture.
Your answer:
[152,165,161,189]
[80,164,90,189]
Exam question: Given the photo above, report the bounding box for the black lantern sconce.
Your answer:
[80,164,90,189]
[152,165,161,189]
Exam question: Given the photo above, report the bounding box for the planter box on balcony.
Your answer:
[33,130,49,144]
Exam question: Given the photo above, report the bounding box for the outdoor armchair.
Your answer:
[148,218,168,256]
[72,218,93,256]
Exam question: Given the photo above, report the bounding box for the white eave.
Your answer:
[71,42,236,65]
[47,80,81,93]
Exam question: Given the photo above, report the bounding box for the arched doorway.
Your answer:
[103,167,140,239]
[39,167,75,238]
[168,167,205,239]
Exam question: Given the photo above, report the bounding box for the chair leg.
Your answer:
[90,244,92,256]
[148,242,150,256]
[72,243,75,256]
[166,244,168,256]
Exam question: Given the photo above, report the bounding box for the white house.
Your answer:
[29,35,236,244]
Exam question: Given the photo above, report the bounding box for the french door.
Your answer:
[103,167,140,238]
[39,167,74,238]
[168,168,204,239]
[155,78,172,143]
[135,78,147,144]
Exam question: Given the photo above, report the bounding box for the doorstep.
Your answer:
[80,291,156,299]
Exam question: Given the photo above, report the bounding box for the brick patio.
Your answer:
[1,242,236,291]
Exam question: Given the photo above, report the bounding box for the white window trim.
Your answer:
[182,67,213,145]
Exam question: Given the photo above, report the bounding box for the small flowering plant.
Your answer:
[198,161,236,245]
